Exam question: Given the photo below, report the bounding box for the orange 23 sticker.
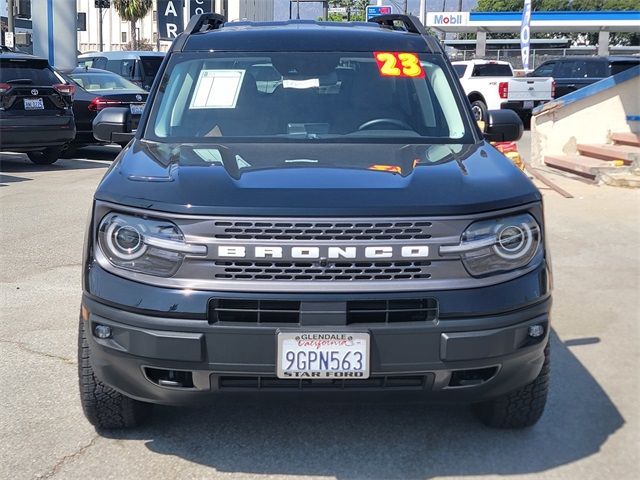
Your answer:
[374,52,425,78]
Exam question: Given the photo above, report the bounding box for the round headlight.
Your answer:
[105,219,146,260]
[494,223,533,260]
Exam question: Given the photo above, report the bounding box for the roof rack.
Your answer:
[368,14,427,35]
[186,13,226,34]
[369,14,443,53]
[173,13,226,51]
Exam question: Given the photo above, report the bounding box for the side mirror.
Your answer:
[483,110,523,142]
[92,107,135,144]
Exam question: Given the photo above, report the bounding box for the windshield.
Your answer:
[69,71,144,91]
[146,51,471,143]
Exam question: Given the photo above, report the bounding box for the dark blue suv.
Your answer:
[78,14,551,430]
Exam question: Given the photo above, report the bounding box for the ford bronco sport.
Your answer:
[79,14,551,429]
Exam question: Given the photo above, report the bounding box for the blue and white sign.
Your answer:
[366,5,392,21]
[520,0,532,70]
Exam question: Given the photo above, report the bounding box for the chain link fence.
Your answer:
[448,47,640,70]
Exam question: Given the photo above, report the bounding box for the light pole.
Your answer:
[7,0,15,37]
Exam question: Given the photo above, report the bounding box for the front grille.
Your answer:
[213,260,432,281]
[209,298,438,325]
[217,375,431,390]
[212,220,433,241]
[347,298,438,323]
[210,299,301,324]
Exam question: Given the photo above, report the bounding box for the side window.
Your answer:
[557,60,589,78]
[92,57,107,69]
[106,59,122,74]
[610,61,639,76]
[532,62,555,77]
[556,61,577,78]
[452,64,467,79]
[120,60,136,79]
[585,61,606,78]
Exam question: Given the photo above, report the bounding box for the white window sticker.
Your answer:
[283,78,320,89]
[190,69,245,109]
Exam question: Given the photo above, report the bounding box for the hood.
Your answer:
[95,140,540,216]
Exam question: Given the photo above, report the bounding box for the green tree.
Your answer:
[327,0,371,21]
[475,0,571,11]
[113,0,153,50]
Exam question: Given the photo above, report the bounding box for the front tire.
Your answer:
[78,318,152,429]
[473,343,550,429]
[27,146,64,165]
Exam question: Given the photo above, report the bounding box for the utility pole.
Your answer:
[98,6,104,51]
[7,0,15,36]
[296,0,300,19]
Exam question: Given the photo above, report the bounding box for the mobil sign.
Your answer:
[427,12,470,26]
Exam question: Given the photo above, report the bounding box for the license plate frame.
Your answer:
[523,100,534,109]
[130,103,145,115]
[24,98,44,110]
[276,331,370,379]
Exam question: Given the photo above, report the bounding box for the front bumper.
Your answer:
[83,265,551,405]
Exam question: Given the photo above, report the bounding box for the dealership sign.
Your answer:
[189,0,213,18]
[158,0,185,40]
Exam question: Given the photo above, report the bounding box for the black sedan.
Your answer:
[60,67,148,148]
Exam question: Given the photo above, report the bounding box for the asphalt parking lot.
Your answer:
[1,136,638,480]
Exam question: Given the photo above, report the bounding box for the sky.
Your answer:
[273,1,479,21]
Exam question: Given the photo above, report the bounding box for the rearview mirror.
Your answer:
[483,110,523,142]
[92,107,135,145]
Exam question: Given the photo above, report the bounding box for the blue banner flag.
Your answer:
[520,0,532,70]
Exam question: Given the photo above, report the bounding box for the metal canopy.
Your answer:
[426,11,640,34]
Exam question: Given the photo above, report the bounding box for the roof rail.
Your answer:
[368,14,427,35]
[185,12,226,35]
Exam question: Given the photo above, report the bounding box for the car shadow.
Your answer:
[0,148,115,173]
[99,331,623,479]
[0,173,32,186]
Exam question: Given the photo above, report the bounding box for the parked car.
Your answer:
[60,67,148,148]
[0,52,76,164]
[77,51,165,91]
[79,13,551,431]
[529,55,640,98]
[452,60,554,122]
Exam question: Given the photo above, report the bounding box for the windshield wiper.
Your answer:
[7,78,33,84]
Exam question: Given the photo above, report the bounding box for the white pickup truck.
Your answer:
[452,60,554,122]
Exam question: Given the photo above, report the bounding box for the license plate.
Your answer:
[130,103,145,115]
[24,98,44,110]
[523,100,534,109]
[277,332,370,379]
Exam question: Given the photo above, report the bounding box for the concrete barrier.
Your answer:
[531,66,640,166]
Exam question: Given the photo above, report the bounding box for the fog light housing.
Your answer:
[94,324,112,339]
[528,324,545,338]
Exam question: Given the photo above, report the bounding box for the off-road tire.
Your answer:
[78,318,152,429]
[473,343,550,429]
[27,147,64,165]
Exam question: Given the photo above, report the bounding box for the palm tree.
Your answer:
[114,0,153,50]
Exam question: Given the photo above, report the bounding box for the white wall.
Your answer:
[531,75,640,165]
